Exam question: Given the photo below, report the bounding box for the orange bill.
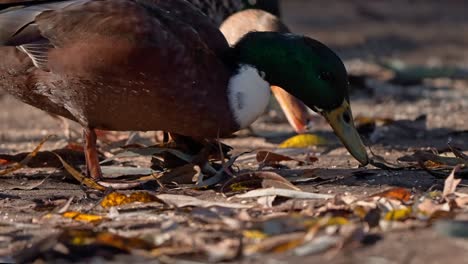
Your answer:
[271,85,311,133]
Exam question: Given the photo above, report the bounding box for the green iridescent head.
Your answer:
[233,32,369,165]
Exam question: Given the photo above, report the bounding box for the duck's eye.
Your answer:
[318,71,333,82]
[343,111,351,124]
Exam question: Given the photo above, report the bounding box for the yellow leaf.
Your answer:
[272,238,304,253]
[353,206,367,218]
[63,229,153,250]
[279,134,327,148]
[384,207,412,221]
[325,217,349,226]
[101,191,162,208]
[62,211,105,223]
[303,216,349,228]
[53,152,106,191]
[243,230,268,240]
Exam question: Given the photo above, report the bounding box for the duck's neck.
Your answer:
[227,65,271,129]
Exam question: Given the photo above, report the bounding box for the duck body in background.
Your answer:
[0,0,368,181]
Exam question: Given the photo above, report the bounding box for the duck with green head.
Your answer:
[0,0,368,182]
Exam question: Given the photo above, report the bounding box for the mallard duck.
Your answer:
[0,0,368,181]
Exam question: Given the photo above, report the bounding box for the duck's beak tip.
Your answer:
[322,100,369,166]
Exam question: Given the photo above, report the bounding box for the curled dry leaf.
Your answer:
[443,165,462,198]
[371,187,412,202]
[2,177,48,190]
[256,151,318,167]
[222,171,300,193]
[279,134,327,148]
[455,196,468,208]
[0,135,53,176]
[256,151,295,164]
[156,194,252,209]
[244,232,306,256]
[101,192,164,208]
[234,188,334,200]
[417,198,450,220]
[399,150,466,168]
[53,153,106,191]
[155,164,201,184]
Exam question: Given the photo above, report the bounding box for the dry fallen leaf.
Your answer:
[53,153,106,191]
[0,135,52,176]
[222,171,300,193]
[233,188,333,200]
[157,194,252,209]
[417,198,450,219]
[244,232,306,256]
[372,187,412,202]
[256,151,318,167]
[101,192,164,208]
[443,165,462,198]
[62,229,153,251]
[155,164,201,184]
[62,211,106,223]
[279,134,327,148]
[384,207,412,221]
[243,230,268,240]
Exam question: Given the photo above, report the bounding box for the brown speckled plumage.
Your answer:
[0,0,240,138]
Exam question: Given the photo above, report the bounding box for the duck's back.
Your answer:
[0,0,240,137]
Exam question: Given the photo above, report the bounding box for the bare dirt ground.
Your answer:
[1,1,468,263]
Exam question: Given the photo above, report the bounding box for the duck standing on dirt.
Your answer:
[0,0,368,182]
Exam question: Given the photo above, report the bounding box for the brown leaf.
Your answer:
[0,135,52,176]
[443,165,462,197]
[61,229,153,251]
[0,158,9,166]
[372,187,412,202]
[256,151,318,167]
[256,151,295,164]
[0,149,85,169]
[244,232,305,255]
[156,164,201,184]
[2,177,48,190]
[222,171,300,193]
[399,150,464,167]
[455,196,468,208]
[417,198,450,219]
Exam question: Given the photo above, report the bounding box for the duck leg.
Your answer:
[83,128,103,180]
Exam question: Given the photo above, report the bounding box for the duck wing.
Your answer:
[0,0,237,135]
[0,0,230,71]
